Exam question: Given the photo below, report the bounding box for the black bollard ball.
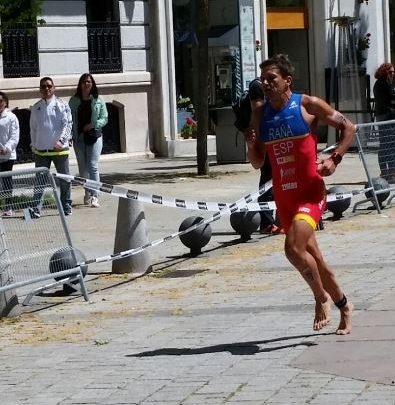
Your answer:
[179,216,212,254]
[326,186,351,218]
[49,248,88,283]
[230,211,260,241]
[365,177,390,205]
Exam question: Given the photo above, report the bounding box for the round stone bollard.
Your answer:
[230,211,260,241]
[179,216,212,256]
[326,185,351,219]
[365,177,390,206]
[49,247,88,283]
[112,198,152,275]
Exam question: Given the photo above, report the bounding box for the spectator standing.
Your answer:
[29,77,72,217]
[373,62,395,181]
[0,91,19,217]
[69,73,108,208]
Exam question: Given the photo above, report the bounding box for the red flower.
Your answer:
[186,117,194,125]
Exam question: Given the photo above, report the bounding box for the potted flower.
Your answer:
[177,95,195,133]
[177,95,192,110]
[181,116,197,139]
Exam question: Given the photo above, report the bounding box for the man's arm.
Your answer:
[54,100,72,150]
[245,98,266,169]
[303,95,356,176]
[244,128,266,169]
[29,106,37,150]
[250,98,264,136]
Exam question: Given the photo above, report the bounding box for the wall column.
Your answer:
[149,0,177,156]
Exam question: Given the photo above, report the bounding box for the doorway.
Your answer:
[266,0,310,93]
[267,29,310,93]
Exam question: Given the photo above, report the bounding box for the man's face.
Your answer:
[388,67,395,83]
[40,80,55,100]
[0,97,6,113]
[260,65,291,99]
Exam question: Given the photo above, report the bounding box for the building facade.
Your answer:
[0,1,393,161]
[0,0,153,162]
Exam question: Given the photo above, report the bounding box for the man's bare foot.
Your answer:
[313,296,331,331]
[336,302,353,335]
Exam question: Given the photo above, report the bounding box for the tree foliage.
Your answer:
[0,0,44,27]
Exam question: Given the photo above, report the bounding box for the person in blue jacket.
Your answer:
[69,73,108,208]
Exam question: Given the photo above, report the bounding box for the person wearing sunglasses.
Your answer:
[29,77,73,218]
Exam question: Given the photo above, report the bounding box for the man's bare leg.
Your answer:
[284,220,331,331]
[307,233,353,335]
[333,294,353,335]
[313,297,332,331]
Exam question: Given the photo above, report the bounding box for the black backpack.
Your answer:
[232,90,252,132]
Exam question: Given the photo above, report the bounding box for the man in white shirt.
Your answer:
[29,77,72,217]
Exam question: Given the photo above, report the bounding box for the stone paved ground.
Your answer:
[1,152,395,405]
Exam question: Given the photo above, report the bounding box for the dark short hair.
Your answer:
[375,63,394,80]
[260,54,295,78]
[39,76,54,87]
[75,73,99,99]
[0,91,9,108]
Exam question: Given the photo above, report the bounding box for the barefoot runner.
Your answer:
[246,54,355,335]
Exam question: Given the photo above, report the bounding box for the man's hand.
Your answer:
[244,128,257,145]
[53,140,64,151]
[317,157,337,177]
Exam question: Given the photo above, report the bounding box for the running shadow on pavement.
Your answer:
[127,333,332,357]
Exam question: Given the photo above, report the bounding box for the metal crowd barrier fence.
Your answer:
[0,167,89,305]
[354,119,395,213]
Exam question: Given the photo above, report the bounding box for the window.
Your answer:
[86,0,122,73]
[1,0,39,78]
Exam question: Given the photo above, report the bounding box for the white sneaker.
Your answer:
[90,196,100,208]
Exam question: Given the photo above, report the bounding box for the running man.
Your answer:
[246,54,355,334]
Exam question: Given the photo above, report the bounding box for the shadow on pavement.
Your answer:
[127,333,333,357]
[100,170,239,185]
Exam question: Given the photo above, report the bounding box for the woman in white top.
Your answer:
[0,91,20,216]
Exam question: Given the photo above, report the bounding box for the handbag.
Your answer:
[83,128,102,145]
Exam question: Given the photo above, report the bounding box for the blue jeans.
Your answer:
[73,135,103,198]
[34,154,72,213]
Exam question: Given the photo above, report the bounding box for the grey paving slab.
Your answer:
[293,293,395,385]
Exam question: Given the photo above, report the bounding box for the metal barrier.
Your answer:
[0,168,89,305]
[354,119,395,213]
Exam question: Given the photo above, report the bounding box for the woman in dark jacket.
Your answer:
[373,63,395,181]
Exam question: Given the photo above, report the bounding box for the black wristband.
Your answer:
[330,152,343,166]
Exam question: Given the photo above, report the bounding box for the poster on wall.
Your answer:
[239,0,256,90]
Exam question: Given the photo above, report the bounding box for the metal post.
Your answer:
[0,218,19,317]
[112,198,152,275]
